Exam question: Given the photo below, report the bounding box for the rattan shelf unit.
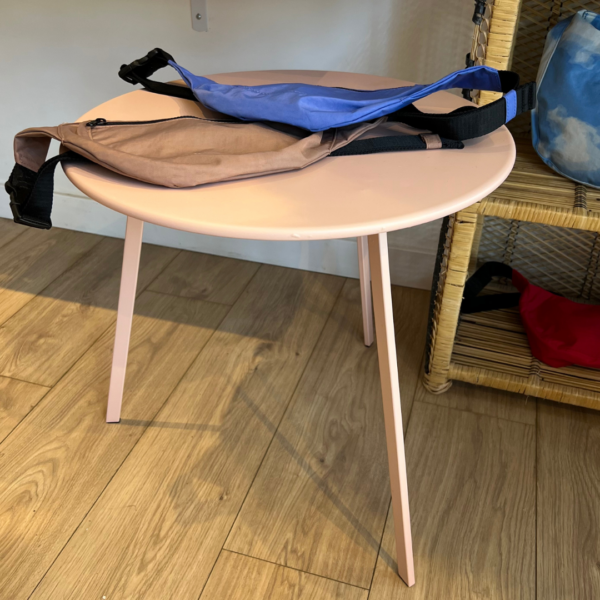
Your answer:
[424,0,600,409]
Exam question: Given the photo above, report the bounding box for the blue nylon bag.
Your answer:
[168,62,506,132]
[119,49,534,136]
[533,10,600,188]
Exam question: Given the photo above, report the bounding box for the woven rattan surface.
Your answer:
[477,138,600,230]
[470,0,522,105]
[472,0,600,125]
[424,136,600,407]
[451,307,600,409]
[476,216,600,301]
[425,1,600,407]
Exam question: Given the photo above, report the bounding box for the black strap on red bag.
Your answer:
[461,261,521,313]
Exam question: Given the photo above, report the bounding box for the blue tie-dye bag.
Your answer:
[533,10,600,188]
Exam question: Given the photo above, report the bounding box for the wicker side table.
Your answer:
[424,138,600,409]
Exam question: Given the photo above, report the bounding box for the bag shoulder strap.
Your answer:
[4,130,87,229]
[389,75,536,141]
[119,48,195,101]
[119,49,535,142]
[461,261,521,313]
[331,134,463,156]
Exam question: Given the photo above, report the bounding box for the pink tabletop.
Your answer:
[65,70,515,241]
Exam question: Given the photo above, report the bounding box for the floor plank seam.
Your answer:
[415,395,538,427]
[0,317,114,391]
[402,346,427,432]
[223,276,347,548]
[10,246,251,596]
[0,291,175,448]
[223,549,371,592]
[4,246,186,408]
[0,235,556,599]
[13,246,259,458]
[25,419,155,600]
[0,237,178,389]
[0,376,74,453]
[25,299,234,599]
[196,546,228,600]
[137,247,182,293]
[0,373,51,388]
[26,255,264,596]
[23,314,121,389]
[0,385,52,447]
[199,279,347,599]
[366,497,392,597]
[0,233,106,328]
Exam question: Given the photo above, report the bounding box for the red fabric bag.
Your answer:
[461,262,600,369]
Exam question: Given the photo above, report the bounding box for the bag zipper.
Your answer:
[85,115,237,128]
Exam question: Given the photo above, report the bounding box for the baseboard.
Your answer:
[0,192,438,290]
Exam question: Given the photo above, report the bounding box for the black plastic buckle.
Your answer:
[462,52,475,100]
[7,189,21,221]
[5,176,51,229]
[516,81,537,114]
[118,48,175,85]
[8,199,50,229]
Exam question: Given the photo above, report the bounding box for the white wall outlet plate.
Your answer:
[191,0,208,32]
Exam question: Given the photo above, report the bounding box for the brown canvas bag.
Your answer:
[6,114,462,229]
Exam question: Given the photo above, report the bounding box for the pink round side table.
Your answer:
[65,70,516,588]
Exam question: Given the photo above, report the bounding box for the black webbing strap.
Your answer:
[390,77,536,141]
[119,48,535,141]
[461,261,521,314]
[331,134,463,156]
[119,48,195,101]
[4,135,460,232]
[5,151,87,229]
[119,50,536,142]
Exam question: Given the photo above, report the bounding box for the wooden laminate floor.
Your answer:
[0,218,598,599]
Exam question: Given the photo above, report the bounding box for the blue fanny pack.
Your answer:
[119,49,535,138]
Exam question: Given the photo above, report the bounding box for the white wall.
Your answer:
[0,0,472,288]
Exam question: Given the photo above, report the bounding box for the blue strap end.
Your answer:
[504,89,517,122]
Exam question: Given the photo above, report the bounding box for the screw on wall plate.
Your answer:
[191,0,208,31]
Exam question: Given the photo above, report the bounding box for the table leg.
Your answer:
[357,236,374,347]
[368,232,415,587]
[106,217,144,423]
